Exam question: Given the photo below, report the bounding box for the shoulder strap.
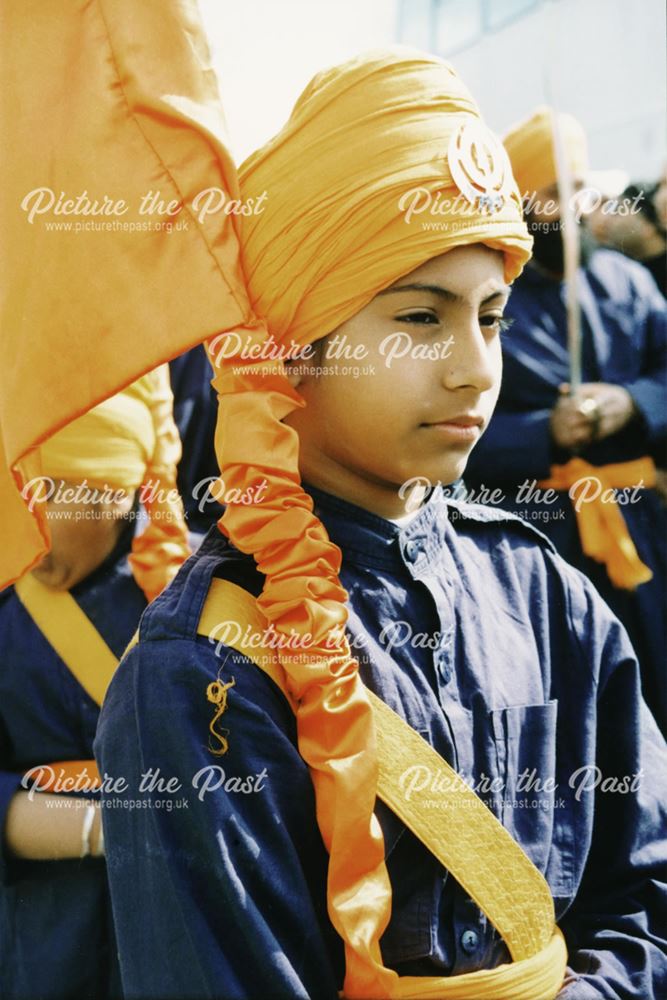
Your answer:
[14,573,118,706]
[198,578,557,965]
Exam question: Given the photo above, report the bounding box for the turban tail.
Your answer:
[503,105,589,197]
[23,366,190,601]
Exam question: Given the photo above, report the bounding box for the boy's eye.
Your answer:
[480,314,514,334]
[396,311,439,325]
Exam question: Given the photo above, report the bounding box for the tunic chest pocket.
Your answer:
[489,700,576,907]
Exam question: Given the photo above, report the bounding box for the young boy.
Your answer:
[96,51,666,1000]
[0,369,189,999]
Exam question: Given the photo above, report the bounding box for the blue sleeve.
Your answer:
[0,719,21,885]
[95,637,342,1000]
[623,270,667,442]
[557,570,667,999]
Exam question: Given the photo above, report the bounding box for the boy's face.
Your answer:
[284,244,509,517]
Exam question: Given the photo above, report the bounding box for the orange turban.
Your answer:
[23,365,190,601]
[39,383,156,491]
[237,50,530,344]
[206,48,532,998]
[503,105,589,197]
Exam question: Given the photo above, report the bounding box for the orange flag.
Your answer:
[0,0,250,585]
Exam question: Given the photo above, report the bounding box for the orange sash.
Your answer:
[538,456,656,590]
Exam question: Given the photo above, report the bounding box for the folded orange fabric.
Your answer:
[0,0,249,586]
[539,457,655,590]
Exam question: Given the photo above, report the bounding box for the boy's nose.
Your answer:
[440,321,498,393]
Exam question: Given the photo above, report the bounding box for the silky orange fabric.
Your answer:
[238,52,530,344]
[504,106,588,197]
[206,50,534,998]
[39,383,157,492]
[0,0,249,586]
[539,457,655,590]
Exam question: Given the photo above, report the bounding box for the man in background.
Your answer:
[466,107,666,732]
[593,180,666,296]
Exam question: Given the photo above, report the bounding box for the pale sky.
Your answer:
[198,0,665,177]
[198,0,398,163]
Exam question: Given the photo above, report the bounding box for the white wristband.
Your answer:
[80,803,96,858]
[94,817,105,858]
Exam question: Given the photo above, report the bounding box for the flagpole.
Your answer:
[544,2,582,393]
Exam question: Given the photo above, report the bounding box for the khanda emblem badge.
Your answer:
[447,119,511,214]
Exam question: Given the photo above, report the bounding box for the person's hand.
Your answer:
[550,385,595,450]
[570,383,637,441]
[550,383,637,450]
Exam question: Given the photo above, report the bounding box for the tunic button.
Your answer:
[404,539,421,563]
[434,649,452,684]
[460,929,479,954]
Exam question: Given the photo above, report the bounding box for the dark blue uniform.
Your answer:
[96,485,667,1000]
[466,249,667,728]
[0,520,145,999]
[169,345,223,533]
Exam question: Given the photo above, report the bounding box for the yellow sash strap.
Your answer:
[200,578,567,1000]
[14,573,119,790]
[15,573,119,706]
[538,456,656,590]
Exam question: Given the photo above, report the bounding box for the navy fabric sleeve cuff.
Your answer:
[624,379,667,442]
[0,770,23,882]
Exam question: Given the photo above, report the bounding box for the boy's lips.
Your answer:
[421,413,485,443]
[430,413,484,426]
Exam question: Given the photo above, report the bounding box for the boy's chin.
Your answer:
[414,455,471,489]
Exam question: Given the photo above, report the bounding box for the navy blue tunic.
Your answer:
[95,485,667,1000]
[170,345,223,534]
[0,520,146,999]
[466,249,667,728]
